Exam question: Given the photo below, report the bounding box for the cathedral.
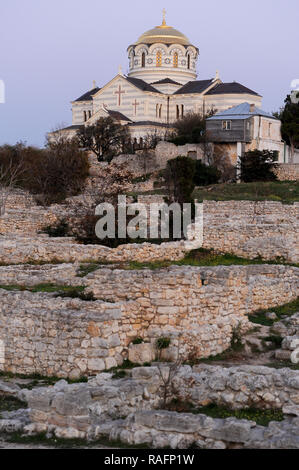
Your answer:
[56,11,263,142]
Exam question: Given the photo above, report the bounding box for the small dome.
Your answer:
[135,12,191,46]
[136,25,190,46]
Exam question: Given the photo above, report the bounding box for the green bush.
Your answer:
[193,161,221,186]
[42,219,69,237]
[131,337,144,345]
[164,156,196,204]
[156,337,171,350]
[239,150,278,182]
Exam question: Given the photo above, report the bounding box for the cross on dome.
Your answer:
[162,8,167,26]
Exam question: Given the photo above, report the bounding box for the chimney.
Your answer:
[250,104,255,113]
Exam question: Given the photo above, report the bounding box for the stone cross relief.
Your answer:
[115,84,125,106]
[132,99,140,115]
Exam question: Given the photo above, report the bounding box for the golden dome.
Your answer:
[135,12,191,46]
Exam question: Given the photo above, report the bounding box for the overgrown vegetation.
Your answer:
[0,371,88,388]
[164,155,196,205]
[42,219,70,237]
[230,324,244,352]
[193,160,221,186]
[169,110,216,145]
[0,139,90,207]
[0,396,27,413]
[0,283,96,301]
[193,181,299,204]
[167,400,284,427]
[76,116,131,162]
[156,337,171,350]
[263,335,283,349]
[77,263,103,277]
[126,248,298,271]
[248,297,299,326]
[239,149,278,182]
[131,337,144,345]
[274,93,299,161]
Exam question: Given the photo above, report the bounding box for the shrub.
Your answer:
[230,324,243,352]
[42,219,70,237]
[193,161,221,186]
[239,150,278,182]
[169,110,216,144]
[131,337,144,345]
[0,140,90,206]
[164,156,196,204]
[156,337,171,350]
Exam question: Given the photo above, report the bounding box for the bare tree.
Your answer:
[156,337,183,409]
[0,154,25,216]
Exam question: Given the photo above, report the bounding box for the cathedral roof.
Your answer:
[205,82,261,96]
[151,78,182,85]
[74,87,101,102]
[128,121,170,127]
[134,12,192,46]
[126,77,160,93]
[174,79,215,95]
[107,110,132,122]
[136,26,190,46]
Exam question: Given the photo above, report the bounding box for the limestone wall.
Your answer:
[0,290,125,377]
[0,236,190,264]
[85,264,299,358]
[202,201,299,263]
[0,264,297,377]
[274,164,299,181]
[24,365,299,448]
[1,197,298,263]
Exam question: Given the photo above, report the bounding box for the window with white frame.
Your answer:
[222,120,231,131]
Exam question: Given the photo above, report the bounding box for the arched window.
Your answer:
[156,51,162,67]
[176,105,180,119]
[156,104,159,118]
[83,111,87,122]
[173,52,178,67]
[181,105,184,118]
[88,110,92,119]
[187,54,191,70]
[142,52,146,68]
[159,105,162,118]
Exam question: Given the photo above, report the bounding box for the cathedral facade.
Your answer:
[57,12,263,141]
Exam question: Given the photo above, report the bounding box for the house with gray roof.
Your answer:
[206,102,294,163]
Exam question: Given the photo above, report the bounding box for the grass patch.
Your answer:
[131,173,152,184]
[0,283,84,294]
[263,335,283,349]
[0,284,97,301]
[265,362,299,371]
[167,401,284,426]
[77,263,102,277]
[248,297,299,326]
[76,261,117,277]
[126,248,298,271]
[0,396,27,413]
[193,181,299,204]
[0,371,88,388]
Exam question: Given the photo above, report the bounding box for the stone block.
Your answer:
[88,358,106,372]
[128,343,156,365]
